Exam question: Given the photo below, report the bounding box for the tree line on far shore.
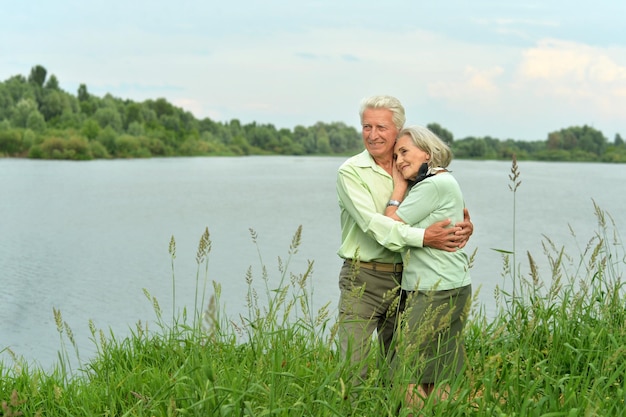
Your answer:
[1,65,625,162]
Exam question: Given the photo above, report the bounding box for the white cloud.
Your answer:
[427,66,505,103]
[515,39,626,117]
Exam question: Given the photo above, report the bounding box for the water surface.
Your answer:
[1,157,624,370]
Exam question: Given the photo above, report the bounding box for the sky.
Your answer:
[2,0,625,141]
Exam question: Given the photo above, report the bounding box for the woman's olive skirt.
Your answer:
[391,284,472,385]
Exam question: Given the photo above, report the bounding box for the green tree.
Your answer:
[228,119,244,140]
[55,108,83,130]
[141,107,158,128]
[0,85,13,120]
[0,129,22,155]
[10,98,38,128]
[293,125,316,154]
[546,131,562,150]
[81,118,101,140]
[427,122,454,144]
[115,134,150,158]
[151,97,175,118]
[316,130,332,154]
[89,140,110,158]
[93,107,123,131]
[45,74,60,90]
[26,110,46,132]
[160,114,182,134]
[247,123,278,151]
[536,148,572,161]
[578,125,607,155]
[78,84,89,102]
[40,90,70,121]
[482,136,501,159]
[326,122,354,153]
[127,121,145,136]
[453,137,488,158]
[145,137,170,156]
[39,136,66,159]
[4,75,32,104]
[125,102,144,129]
[179,138,212,156]
[65,135,92,160]
[179,110,199,133]
[77,84,97,115]
[547,125,607,157]
[22,129,37,150]
[28,65,47,87]
[96,126,118,155]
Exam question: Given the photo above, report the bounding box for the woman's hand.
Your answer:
[391,159,408,198]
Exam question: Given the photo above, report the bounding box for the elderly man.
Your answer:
[336,95,473,383]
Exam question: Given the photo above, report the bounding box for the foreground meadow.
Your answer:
[2,160,625,416]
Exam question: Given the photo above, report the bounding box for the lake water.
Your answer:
[1,156,625,371]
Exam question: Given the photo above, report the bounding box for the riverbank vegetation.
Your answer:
[1,65,625,162]
[1,160,625,415]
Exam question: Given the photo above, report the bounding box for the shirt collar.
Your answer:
[353,150,389,177]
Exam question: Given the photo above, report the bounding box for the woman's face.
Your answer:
[394,134,429,180]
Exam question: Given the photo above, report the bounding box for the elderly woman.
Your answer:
[368,125,472,412]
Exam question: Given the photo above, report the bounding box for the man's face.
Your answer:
[361,108,398,159]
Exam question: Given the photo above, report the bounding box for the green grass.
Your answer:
[2,190,625,415]
[468,203,625,415]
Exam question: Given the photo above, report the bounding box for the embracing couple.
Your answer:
[335,95,473,413]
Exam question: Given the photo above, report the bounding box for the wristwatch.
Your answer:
[387,199,401,207]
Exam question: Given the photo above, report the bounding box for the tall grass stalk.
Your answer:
[508,154,522,299]
[492,155,522,312]
[194,227,212,330]
[168,235,176,325]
